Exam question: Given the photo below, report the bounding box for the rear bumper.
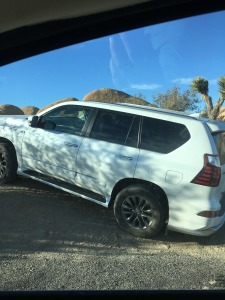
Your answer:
[168,213,225,236]
[167,189,225,237]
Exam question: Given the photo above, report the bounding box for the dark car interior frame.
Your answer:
[1,0,225,298]
[1,0,225,67]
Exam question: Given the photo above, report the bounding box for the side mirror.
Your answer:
[28,115,39,127]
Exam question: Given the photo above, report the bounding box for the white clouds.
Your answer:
[130,83,161,90]
[119,33,134,64]
[172,77,219,86]
[172,77,193,84]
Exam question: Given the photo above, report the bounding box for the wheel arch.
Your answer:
[109,178,169,218]
[0,137,13,144]
[0,137,18,166]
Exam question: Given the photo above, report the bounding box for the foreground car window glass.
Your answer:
[1,10,225,293]
[1,11,225,110]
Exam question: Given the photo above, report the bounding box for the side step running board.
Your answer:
[18,169,109,207]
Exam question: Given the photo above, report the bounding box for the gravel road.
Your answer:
[0,176,225,293]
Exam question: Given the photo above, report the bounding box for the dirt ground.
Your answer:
[0,176,225,291]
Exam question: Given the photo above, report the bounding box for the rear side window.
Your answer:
[90,110,135,145]
[213,132,225,165]
[140,117,190,154]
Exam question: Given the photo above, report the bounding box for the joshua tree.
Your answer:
[191,76,225,119]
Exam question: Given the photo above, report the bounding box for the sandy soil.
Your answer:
[0,176,225,291]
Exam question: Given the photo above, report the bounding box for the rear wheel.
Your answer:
[114,185,167,238]
[0,143,18,184]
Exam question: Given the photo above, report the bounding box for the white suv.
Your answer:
[0,100,225,238]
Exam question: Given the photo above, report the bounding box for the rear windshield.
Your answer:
[213,132,225,165]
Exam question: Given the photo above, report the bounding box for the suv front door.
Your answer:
[21,105,91,183]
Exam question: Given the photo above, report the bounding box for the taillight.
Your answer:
[197,210,219,218]
[191,154,221,187]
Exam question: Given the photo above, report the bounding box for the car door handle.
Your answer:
[115,154,133,161]
[64,142,79,148]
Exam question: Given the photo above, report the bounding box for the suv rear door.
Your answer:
[75,109,140,196]
[134,116,191,187]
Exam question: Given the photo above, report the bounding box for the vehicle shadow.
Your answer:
[0,177,224,258]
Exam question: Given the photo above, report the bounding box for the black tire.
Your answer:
[0,142,18,184]
[113,185,167,238]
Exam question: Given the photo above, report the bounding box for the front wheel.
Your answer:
[0,143,18,184]
[113,185,167,238]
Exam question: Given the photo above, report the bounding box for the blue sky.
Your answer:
[0,10,225,111]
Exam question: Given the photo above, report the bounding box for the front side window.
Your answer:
[140,117,190,154]
[90,110,135,145]
[38,105,91,135]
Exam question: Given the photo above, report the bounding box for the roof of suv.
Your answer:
[38,99,198,120]
[39,99,189,116]
[37,100,225,133]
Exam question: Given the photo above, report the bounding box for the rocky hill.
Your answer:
[21,106,39,115]
[0,89,151,115]
[36,97,78,114]
[83,88,151,106]
[0,104,24,115]
[2,88,225,120]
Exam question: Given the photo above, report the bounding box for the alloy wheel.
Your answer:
[0,153,7,178]
[121,195,153,229]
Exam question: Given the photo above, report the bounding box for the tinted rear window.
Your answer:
[90,110,135,145]
[140,117,190,154]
